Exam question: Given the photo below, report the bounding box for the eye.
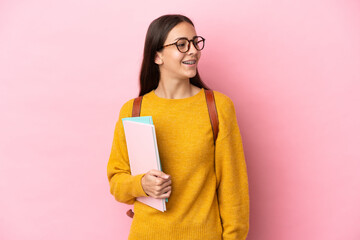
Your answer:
[177,40,188,51]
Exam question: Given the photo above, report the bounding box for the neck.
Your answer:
[155,78,199,99]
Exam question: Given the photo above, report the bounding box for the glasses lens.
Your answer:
[176,39,189,53]
[193,37,205,51]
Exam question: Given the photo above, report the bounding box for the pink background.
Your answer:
[1,0,359,239]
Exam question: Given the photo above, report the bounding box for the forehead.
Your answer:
[166,22,197,42]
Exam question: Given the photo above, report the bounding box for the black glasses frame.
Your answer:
[160,36,205,53]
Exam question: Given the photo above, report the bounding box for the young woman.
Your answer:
[107,14,249,240]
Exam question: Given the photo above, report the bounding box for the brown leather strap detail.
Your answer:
[205,90,219,144]
[127,96,142,219]
[132,96,143,117]
[127,96,141,218]
[126,209,134,218]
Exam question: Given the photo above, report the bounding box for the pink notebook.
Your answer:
[122,119,166,212]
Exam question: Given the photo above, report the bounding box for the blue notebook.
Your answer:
[122,116,153,125]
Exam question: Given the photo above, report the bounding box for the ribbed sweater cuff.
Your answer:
[132,173,147,197]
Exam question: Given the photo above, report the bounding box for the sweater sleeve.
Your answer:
[214,93,250,240]
[107,99,148,204]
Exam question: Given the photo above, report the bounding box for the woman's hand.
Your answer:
[141,170,172,199]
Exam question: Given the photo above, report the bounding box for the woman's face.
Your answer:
[155,21,201,82]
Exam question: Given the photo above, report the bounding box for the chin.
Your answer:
[185,70,197,79]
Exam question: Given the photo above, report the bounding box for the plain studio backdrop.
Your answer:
[0,0,359,239]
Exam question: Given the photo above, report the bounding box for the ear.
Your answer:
[154,52,163,65]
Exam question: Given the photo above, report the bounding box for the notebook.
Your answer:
[122,116,166,212]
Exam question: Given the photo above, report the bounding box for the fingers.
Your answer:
[160,178,172,188]
[155,189,171,199]
[154,176,172,187]
[141,170,172,199]
[151,177,172,198]
[153,181,171,194]
[148,169,170,180]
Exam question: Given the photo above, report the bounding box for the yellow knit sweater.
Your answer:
[107,88,249,240]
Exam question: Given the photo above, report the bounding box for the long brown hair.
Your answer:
[138,14,209,96]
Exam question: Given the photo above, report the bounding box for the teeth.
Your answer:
[183,60,196,64]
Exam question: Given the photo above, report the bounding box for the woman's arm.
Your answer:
[107,100,148,204]
[214,93,250,240]
[107,99,171,203]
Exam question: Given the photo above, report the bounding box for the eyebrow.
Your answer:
[173,36,197,41]
[173,37,185,41]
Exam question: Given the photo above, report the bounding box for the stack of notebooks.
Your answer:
[122,116,166,212]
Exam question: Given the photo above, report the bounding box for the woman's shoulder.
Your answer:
[212,90,235,110]
[210,90,238,123]
[118,98,135,119]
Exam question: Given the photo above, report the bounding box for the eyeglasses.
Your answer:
[160,36,205,53]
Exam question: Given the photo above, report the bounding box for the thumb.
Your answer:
[148,169,170,179]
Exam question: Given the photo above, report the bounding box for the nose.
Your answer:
[188,40,198,54]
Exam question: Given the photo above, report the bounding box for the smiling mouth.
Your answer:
[182,60,196,65]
